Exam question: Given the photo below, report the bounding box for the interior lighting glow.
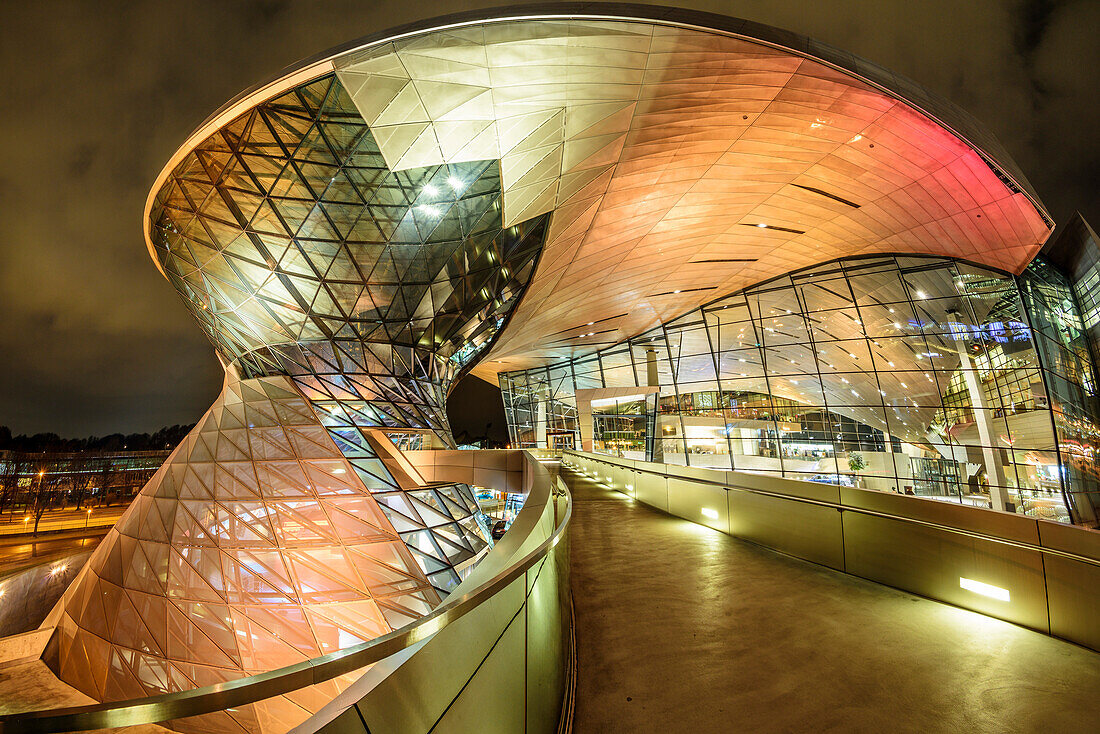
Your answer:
[701,507,719,520]
[959,577,1010,601]
[756,223,768,228]
[446,176,463,191]
[423,184,438,196]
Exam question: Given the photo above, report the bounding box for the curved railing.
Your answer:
[0,451,573,734]
[566,450,1100,653]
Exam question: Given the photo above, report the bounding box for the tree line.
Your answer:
[0,423,193,535]
[0,424,193,453]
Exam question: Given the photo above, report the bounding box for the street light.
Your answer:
[85,508,92,529]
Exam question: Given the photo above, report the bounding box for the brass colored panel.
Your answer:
[840,487,1042,545]
[431,606,527,734]
[634,472,669,512]
[667,478,730,535]
[842,512,1049,632]
[1043,555,1100,651]
[727,488,845,571]
[356,576,526,734]
[525,545,567,734]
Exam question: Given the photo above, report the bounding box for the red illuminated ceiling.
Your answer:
[145,9,1052,379]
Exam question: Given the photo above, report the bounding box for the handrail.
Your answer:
[566,452,1100,569]
[0,457,573,734]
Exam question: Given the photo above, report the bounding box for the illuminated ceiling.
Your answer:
[145,5,1053,382]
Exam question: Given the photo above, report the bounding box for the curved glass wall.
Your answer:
[501,255,1100,526]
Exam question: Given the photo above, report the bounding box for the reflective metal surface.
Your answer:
[0,453,572,734]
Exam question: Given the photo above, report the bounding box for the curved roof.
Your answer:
[146,3,1053,378]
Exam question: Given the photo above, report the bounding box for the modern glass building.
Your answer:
[501,253,1100,526]
[35,4,1098,732]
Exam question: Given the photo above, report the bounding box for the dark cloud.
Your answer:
[0,0,1094,436]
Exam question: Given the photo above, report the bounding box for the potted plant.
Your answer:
[847,453,866,487]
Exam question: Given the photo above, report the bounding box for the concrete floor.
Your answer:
[563,466,1100,734]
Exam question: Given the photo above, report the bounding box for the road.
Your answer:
[0,528,108,577]
[0,506,125,537]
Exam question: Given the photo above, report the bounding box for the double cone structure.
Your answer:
[44,4,1063,732]
[48,70,548,729]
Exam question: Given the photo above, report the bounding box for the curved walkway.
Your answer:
[563,466,1100,733]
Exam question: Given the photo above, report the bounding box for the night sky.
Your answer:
[1,0,1096,438]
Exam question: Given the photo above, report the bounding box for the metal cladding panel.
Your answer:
[145,8,1053,380]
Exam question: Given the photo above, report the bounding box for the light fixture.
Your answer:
[959,577,1010,602]
[446,176,463,191]
[756,223,767,228]
[423,184,438,196]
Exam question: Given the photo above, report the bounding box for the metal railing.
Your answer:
[0,452,573,734]
[566,450,1100,653]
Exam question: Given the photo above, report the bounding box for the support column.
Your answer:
[951,337,1010,511]
[646,349,663,463]
[536,399,547,448]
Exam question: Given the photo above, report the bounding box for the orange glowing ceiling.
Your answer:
[145,6,1053,381]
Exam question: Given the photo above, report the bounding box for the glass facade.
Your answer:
[148,72,549,448]
[502,255,1100,526]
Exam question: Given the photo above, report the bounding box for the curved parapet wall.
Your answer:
[0,552,90,639]
[566,450,1100,653]
[4,452,571,734]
